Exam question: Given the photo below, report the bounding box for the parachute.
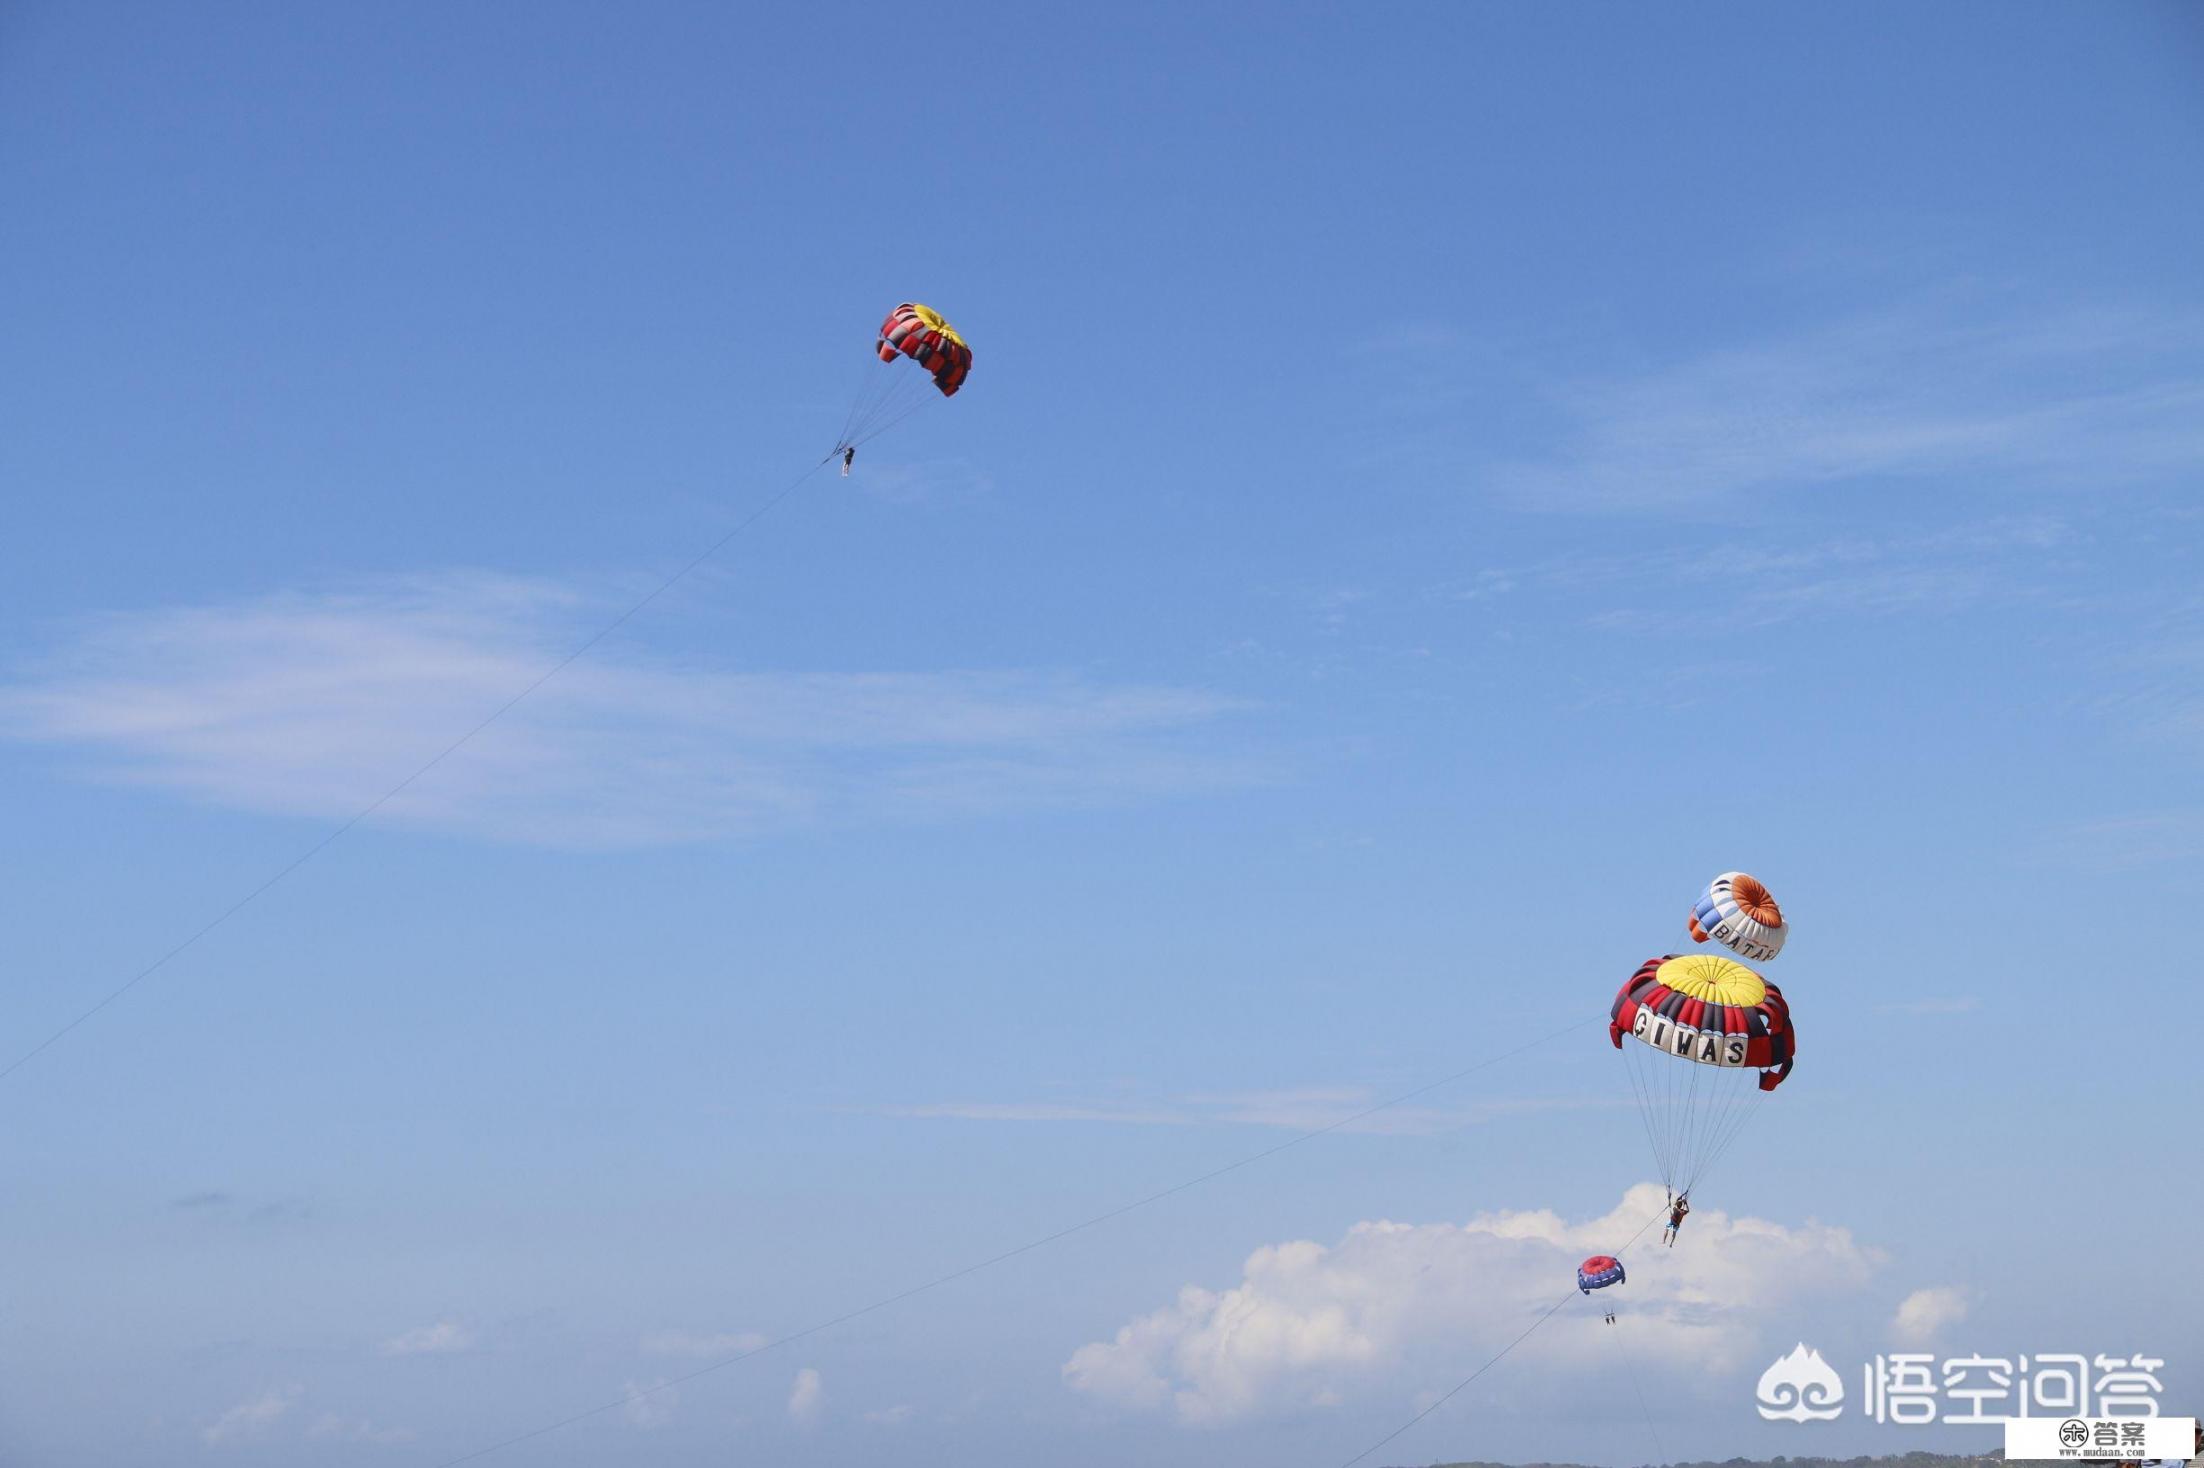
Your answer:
[877,303,971,396]
[1577,1255,1626,1293]
[836,302,972,459]
[1688,871,1788,961]
[1610,953,1795,1196]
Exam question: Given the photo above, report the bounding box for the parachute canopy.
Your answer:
[1688,871,1788,961]
[1612,954,1794,1083]
[837,302,971,457]
[877,302,972,397]
[1610,953,1796,1195]
[1578,1255,1626,1293]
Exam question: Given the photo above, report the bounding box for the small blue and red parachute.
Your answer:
[1578,1255,1626,1294]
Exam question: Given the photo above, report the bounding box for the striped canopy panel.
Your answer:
[1609,953,1795,1091]
[1687,870,1788,961]
[877,302,973,396]
[1577,1255,1626,1293]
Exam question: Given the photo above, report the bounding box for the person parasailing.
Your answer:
[1664,1192,1691,1247]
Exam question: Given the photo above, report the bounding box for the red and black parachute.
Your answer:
[876,303,971,397]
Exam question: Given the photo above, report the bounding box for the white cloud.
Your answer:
[201,1387,298,1446]
[0,573,1260,848]
[621,1379,677,1430]
[380,1319,472,1356]
[639,1328,769,1358]
[788,1367,827,1425]
[863,1403,915,1426]
[1063,1184,1881,1425]
[1894,1285,1970,1342]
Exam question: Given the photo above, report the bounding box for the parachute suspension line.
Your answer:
[846,389,937,451]
[830,348,883,456]
[1676,1053,1716,1192]
[1618,1029,1771,1199]
[1657,1034,1691,1190]
[1683,1064,1737,1193]
[839,359,936,452]
[1618,1038,1671,1190]
[1683,1093,1761,1198]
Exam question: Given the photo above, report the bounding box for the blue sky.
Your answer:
[2,2,2201,1464]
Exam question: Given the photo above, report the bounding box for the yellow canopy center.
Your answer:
[905,302,965,348]
[1654,953,1766,1006]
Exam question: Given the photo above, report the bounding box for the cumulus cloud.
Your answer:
[788,1367,827,1424]
[380,1320,472,1356]
[201,1386,298,1445]
[0,572,1260,848]
[1063,1184,1881,1425]
[1894,1285,1970,1342]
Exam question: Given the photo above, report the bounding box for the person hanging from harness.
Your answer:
[1664,1191,1691,1247]
[841,445,855,477]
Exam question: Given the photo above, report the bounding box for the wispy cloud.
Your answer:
[881,1087,1618,1137]
[2076,617,2204,764]
[2044,811,2204,866]
[852,455,993,506]
[639,1328,768,1358]
[201,1386,299,1446]
[306,1413,416,1445]
[621,1379,677,1430]
[169,1189,312,1226]
[380,1320,472,1357]
[0,572,1263,848]
[1448,513,2075,634]
[1477,304,2204,512]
